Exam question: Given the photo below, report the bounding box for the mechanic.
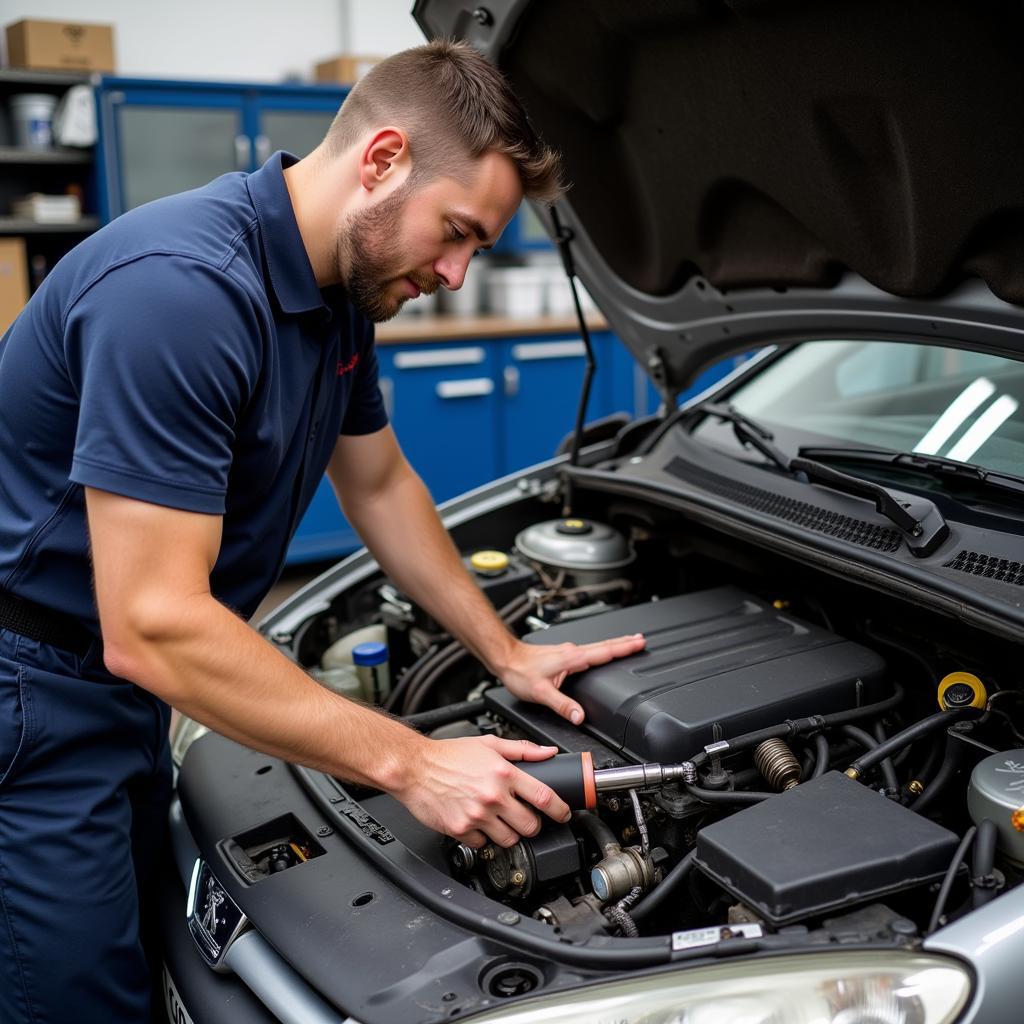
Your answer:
[0,39,644,1023]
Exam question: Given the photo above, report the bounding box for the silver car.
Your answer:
[161,2,1024,1022]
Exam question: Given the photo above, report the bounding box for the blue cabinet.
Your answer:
[376,342,503,504]
[500,332,617,471]
[94,77,347,221]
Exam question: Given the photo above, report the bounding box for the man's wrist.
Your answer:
[371,725,431,795]
[479,629,521,680]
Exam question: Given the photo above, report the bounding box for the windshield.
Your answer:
[696,340,1024,475]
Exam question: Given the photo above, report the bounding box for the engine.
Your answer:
[301,513,1023,946]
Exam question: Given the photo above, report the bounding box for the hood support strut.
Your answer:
[551,205,595,516]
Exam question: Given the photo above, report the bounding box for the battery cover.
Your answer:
[694,772,959,924]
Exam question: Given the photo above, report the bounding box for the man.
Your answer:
[0,39,644,1023]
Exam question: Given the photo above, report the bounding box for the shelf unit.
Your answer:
[0,69,97,300]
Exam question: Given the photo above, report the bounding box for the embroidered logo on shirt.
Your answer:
[337,353,360,377]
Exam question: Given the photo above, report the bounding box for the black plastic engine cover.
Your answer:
[524,587,886,763]
[694,772,960,924]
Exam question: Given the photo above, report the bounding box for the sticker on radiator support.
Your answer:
[671,923,763,951]
[163,965,196,1024]
[331,792,396,844]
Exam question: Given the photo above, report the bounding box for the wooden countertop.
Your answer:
[374,312,608,344]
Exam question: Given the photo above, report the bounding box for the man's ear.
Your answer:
[358,128,410,191]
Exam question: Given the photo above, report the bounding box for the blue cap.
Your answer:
[352,641,388,666]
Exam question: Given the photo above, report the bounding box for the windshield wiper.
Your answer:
[799,446,1024,499]
[686,405,949,556]
[692,403,795,475]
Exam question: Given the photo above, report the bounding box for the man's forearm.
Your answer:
[340,465,519,674]
[104,594,428,790]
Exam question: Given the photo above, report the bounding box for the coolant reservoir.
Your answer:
[310,665,363,701]
[968,748,1024,865]
[321,624,387,670]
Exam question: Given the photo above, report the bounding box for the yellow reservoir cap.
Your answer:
[938,671,987,710]
[470,550,510,575]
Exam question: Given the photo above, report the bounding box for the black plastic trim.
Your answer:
[564,464,1024,644]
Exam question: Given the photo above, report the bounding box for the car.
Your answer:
[160,2,1024,1022]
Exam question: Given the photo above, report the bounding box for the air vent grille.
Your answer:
[666,457,902,552]
[943,550,1024,586]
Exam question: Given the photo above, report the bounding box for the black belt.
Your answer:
[0,588,96,658]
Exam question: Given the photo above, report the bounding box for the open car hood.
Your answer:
[413,0,1024,396]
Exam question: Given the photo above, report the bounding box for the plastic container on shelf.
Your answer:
[10,93,57,150]
[543,269,599,318]
[486,266,547,318]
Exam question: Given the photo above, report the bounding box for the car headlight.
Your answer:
[170,712,209,767]
[466,952,970,1024]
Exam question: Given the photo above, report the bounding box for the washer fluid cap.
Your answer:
[937,671,987,710]
[470,549,510,575]
[514,518,635,572]
[968,748,1024,865]
[352,641,388,666]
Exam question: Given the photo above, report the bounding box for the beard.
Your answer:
[338,185,440,323]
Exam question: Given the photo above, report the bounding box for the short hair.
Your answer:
[323,39,565,204]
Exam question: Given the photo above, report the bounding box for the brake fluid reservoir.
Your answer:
[321,623,387,670]
[968,749,1024,865]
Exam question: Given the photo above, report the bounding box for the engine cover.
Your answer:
[524,587,886,763]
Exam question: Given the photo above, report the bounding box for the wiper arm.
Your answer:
[800,446,1024,498]
[688,408,949,555]
[790,456,949,557]
[695,403,794,475]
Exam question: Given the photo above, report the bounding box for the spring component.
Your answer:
[754,738,801,791]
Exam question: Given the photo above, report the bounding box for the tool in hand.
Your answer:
[519,752,693,810]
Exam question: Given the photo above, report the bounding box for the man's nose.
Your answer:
[434,252,471,291]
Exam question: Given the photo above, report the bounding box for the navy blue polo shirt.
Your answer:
[0,151,387,630]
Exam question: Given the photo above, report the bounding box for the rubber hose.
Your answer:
[848,707,979,778]
[841,724,899,793]
[928,826,977,934]
[910,735,964,814]
[631,850,697,921]
[573,810,619,856]
[689,684,906,769]
[384,642,444,712]
[403,594,531,714]
[685,783,772,805]
[812,734,830,779]
[972,817,1000,909]
[402,698,486,732]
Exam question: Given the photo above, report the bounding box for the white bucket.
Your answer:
[486,267,547,318]
[10,93,57,150]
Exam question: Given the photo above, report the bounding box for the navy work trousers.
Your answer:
[0,627,172,1023]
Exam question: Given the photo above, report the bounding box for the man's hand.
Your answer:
[498,633,646,724]
[389,735,570,848]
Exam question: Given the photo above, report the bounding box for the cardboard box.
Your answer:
[0,238,28,335]
[315,54,383,85]
[5,18,116,73]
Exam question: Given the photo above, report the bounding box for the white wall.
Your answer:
[0,1,426,82]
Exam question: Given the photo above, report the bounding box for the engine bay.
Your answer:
[285,498,1024,952]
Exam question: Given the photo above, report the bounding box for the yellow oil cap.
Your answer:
[470,550,510,576]
[938,671,987,710]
